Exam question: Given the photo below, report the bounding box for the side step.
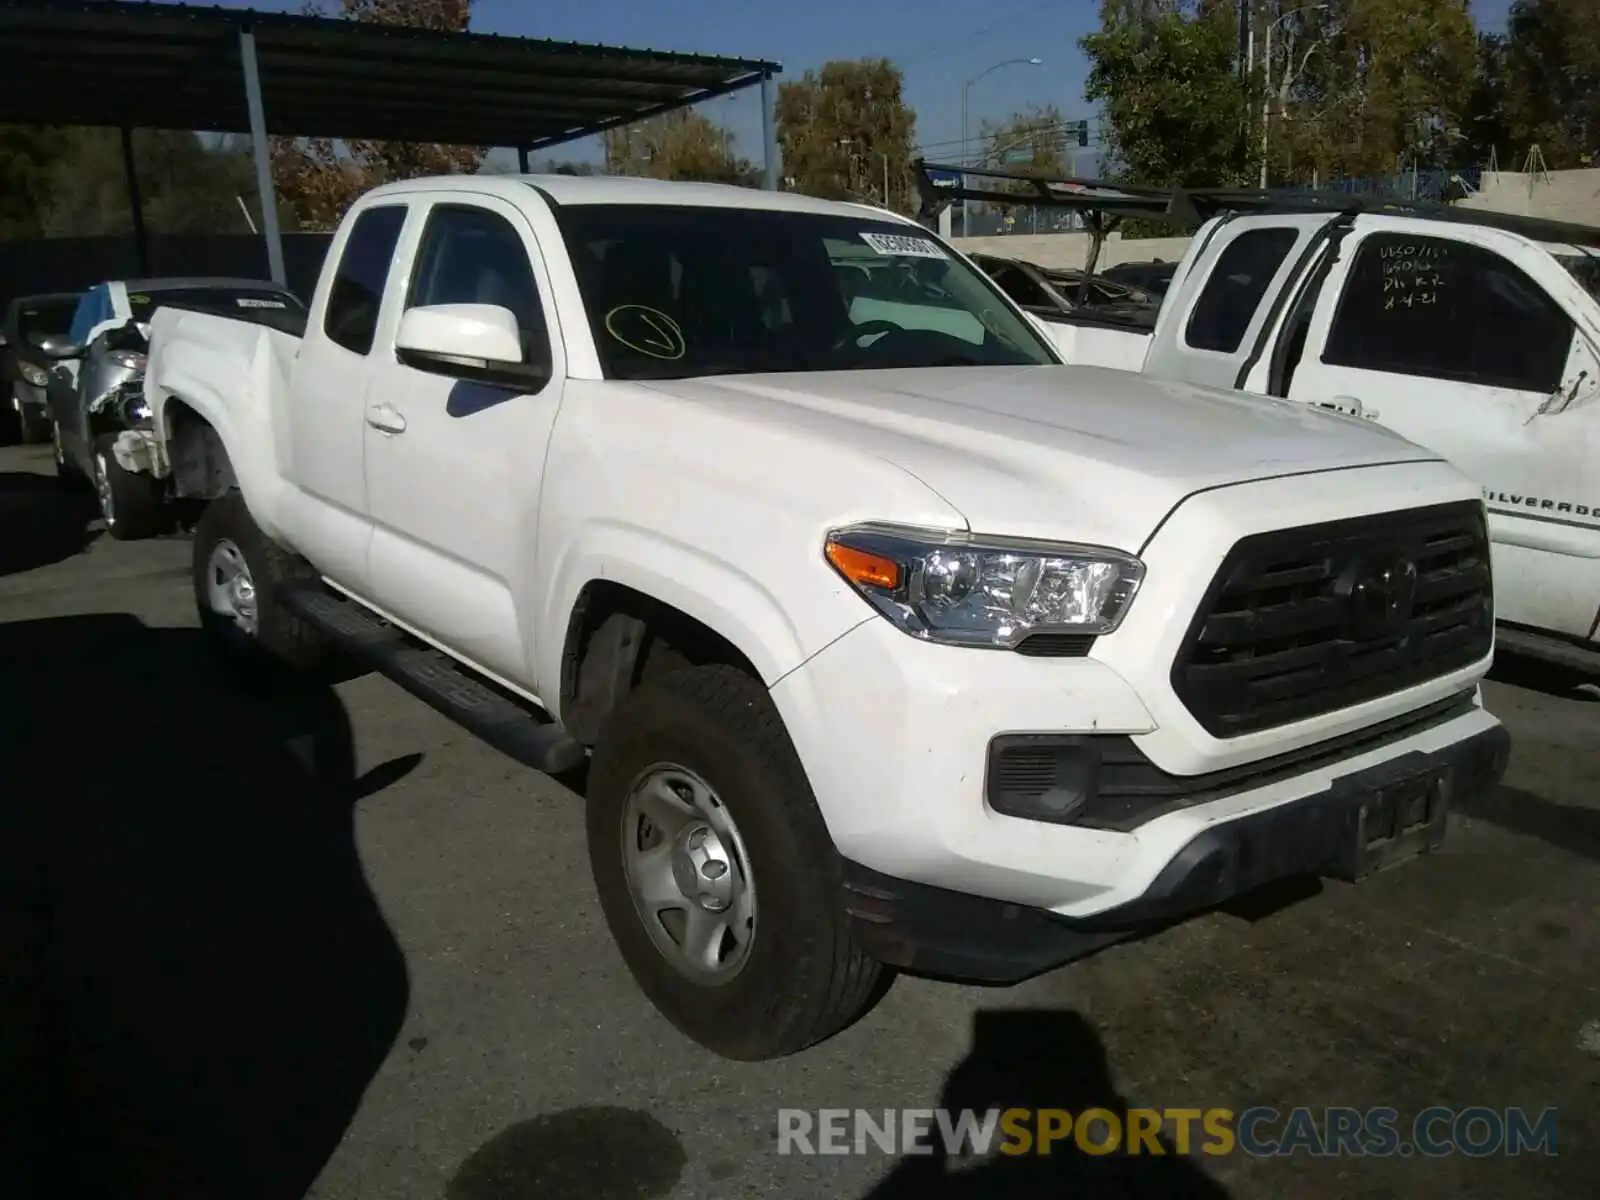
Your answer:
[278,581,587,775]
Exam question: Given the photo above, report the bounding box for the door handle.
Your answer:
[1315,394,1369,419]
[366,403,407,434]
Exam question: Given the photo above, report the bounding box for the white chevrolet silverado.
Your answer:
[139,174,1510,1061]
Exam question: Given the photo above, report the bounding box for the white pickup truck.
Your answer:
[1048,203,1600,669]
[139,173,1509,1061]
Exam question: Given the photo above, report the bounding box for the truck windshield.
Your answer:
[554,204,1057,380]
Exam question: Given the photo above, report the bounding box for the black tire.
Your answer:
[192,490,326,674]
[587,663,884,1061]
[16,402,49,445]
[92,434,164,541]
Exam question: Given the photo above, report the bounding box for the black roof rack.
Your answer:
[913,159,1600,247]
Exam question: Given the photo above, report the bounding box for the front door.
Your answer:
[362,194,568,688]
[1287,219,1600,640]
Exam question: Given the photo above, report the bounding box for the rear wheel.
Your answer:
[192,490,326,673]
[587,663,883,1060]
[93,434,163,541]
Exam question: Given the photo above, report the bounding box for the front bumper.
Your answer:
[840,716,1509,983]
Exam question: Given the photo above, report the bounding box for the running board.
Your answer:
[278,581,587,775]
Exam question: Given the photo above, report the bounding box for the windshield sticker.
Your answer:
[237,297,288,309]
[604,305,686,360]
[860,232,948,260]
[127,294,150,304]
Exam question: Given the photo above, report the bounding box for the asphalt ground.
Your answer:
[1,441,1595,1199]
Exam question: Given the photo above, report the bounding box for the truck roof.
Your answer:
[359,172,913,223]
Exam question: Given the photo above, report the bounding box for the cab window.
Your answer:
[1185,228,1299,353]
[323,205,407,355]
[1324,233,1573,393]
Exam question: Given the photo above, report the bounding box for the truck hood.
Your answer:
[637,365,1436,551]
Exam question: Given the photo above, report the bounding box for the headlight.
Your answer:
[108,350,148,371]
[120,393,152,427]
[823,522,1144,648]
[21,363,47,387]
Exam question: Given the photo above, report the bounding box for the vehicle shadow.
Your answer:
[0,469,99,577]
[0,613,415,1200]
[1454,783,1600,865]
[1487,648,1599,701]
[862,1008,1233,1199]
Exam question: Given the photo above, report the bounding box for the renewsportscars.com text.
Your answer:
[776,1106,1558,1159]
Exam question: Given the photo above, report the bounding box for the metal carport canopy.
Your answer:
[0,0,784,282]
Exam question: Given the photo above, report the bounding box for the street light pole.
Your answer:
[959,55,1042,236]
[1260,3,1327,189]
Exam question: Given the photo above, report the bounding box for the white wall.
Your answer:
[1458,169,1600,230]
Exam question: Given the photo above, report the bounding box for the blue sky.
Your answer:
[229,0,1517,169]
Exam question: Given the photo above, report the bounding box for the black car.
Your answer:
[2,291,82,445]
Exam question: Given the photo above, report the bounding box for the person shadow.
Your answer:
[863,1008,1234,1199]
[0,469,100,577]
[0,613,416,1200]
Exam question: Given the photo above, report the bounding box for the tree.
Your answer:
[979,105,1072,179]
[1460,32,1515,167]
[602,109,755,184]
[1269,0,1477,182]
[1500,0,1600,168]
[40,130,261,237]
[1081,0,1258,187]
[269,0,487,230]
[775,59,918,210]
[0,126,73,239]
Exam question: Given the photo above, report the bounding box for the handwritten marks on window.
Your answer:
[1379,241,1447,311]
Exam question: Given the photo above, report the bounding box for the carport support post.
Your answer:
[761,71,779,191]
[516,145,531,173]
[239,25,287,287]
[119,127,150,276]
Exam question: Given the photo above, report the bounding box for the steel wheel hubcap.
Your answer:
[622,764,756,982]
[94,453,115,524]
[205,538,258,635]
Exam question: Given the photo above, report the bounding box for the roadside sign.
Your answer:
[1001,148,1034,164]
[925,168,962,188]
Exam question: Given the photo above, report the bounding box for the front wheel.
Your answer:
[13,397,49,445]
[587,664,884,1061]
[93,434,164,541]
[192,490,326,673]
[51,420,85,487]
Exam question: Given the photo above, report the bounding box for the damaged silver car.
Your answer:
[40,277,306,539]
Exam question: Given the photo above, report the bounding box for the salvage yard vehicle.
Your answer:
[1100,258,1178,296]
[2,291,80,445]
[38,277,305,538]
[919,160,1600,672]
[139,173,1508,1061]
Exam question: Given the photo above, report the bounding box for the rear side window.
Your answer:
[1324,233,1574,393]
[1185,228,1299,353]
[324,205,407,355]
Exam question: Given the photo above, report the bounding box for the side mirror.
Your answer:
[395,304,548,390]
[36,335,85,360]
